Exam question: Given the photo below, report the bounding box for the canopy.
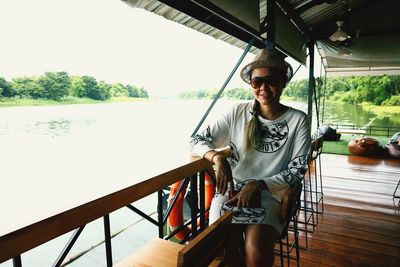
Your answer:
[123,0,400,76]
[317,34,400,77]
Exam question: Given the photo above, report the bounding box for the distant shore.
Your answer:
[0,96,149,107]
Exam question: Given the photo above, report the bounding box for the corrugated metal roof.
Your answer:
[123,0,400,73]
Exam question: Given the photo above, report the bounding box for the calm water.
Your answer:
[0,99,399,266]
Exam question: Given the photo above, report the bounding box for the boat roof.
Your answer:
[123,0,400,76]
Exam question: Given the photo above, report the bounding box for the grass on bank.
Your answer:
[322,134,390,155]
[0,96,148,107]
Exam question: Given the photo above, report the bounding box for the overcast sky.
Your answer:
[0,0,314,97]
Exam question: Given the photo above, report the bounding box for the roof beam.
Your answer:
[275,0,313,41]
[157,0,266,48]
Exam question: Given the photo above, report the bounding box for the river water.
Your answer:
[0,99,398,266]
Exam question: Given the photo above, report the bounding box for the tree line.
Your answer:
[283,75,400,106]
[178,87,253,100]
[178,75,400,106]
[0,72,149,101]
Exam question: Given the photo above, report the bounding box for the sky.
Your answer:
[0,0,315,97]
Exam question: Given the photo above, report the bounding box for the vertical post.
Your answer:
[13,255,22,267]
[199,170,206,231]
[158,190,164,237]
[266,0,276,49]
[190,174,199,238]
[307,41,315,128]
[103,215,113,267]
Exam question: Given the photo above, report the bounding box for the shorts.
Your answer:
[209,183,284,235]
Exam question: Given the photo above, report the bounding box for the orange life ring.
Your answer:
[167,167,216,241]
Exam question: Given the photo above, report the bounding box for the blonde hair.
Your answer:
[245,100,262,150]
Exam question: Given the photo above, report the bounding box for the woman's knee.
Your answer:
[244,225,279,267]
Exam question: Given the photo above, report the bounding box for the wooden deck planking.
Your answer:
[274,153,400,267]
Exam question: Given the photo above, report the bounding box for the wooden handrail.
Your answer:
[0,157,212,263]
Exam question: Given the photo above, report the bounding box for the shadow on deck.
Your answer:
[275,154,400,267]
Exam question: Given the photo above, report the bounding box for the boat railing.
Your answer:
[330,124,399,137]
[0,157,213,267]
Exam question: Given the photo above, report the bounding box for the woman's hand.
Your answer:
[225,180,261,207]
[213,154,234,195]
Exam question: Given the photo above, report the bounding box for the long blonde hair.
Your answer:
[245,100,262,150]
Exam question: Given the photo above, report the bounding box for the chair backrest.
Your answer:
[312,135,324,159]
[178,211,232,267]
[279,182,303,239]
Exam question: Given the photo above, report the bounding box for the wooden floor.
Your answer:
[274,153,400,267]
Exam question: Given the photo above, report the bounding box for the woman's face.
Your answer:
[250,67,285,106]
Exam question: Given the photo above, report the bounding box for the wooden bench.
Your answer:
[115,211,232,267]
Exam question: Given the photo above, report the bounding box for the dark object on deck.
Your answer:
[386,132,400,159]
[348,137,385,157]
[318,125,341,141]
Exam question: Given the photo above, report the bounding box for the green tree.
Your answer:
[110,83,129,97]
[82,76,101,100]
[11,77,44,99]
[137,87,149,98]
[97,81,112,100]
[70,76,87,98]
[0,77,14,97]
[38,72,70,100]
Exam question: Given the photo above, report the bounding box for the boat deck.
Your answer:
[275,153,400,267]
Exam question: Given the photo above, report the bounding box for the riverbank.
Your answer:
[0,96,148,107]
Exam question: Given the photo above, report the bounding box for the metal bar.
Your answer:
[190,174,198,238]
[199,170,206,231]
[53,226,85,267]
[13,255,22,267]
[266,0,276,48]
[126,204,159,226]
[307,41,315,127]
[163,179,189,225]
[103,215,113,267]
[158,190,164,237]
[190,38,254,137]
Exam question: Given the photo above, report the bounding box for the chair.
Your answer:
[115,211,232,267]
[276,181,303,267]
[393,178,400,206]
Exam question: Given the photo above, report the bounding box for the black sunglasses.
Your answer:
[250,75,281,89]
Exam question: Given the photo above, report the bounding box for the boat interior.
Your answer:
[1,1,399,266]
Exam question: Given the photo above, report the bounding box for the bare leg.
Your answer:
[244,224,279,267]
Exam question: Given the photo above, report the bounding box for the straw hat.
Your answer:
[240,48,293,84]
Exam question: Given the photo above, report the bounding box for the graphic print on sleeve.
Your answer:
[256,121,289,153]
[228,141,240,169]
[279,154,310,185]
[190,126,212,147]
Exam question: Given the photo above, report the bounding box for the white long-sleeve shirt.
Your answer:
[190,101,311,202]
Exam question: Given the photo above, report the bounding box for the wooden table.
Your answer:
[0,152,211,263]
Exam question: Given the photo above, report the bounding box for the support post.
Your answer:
[158,190,164,237]
[265,0,276,49]
[103,215,113,267]
[190,174,198,238]
[13,256,22,267]
[307,41,315,128]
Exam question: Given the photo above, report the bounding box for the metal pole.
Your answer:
[13,255,22,267]
[307,41,315,128]
[53,226,85,267]
[190,38,254,137]
[103,215,113,267]
[158,190,164,237]
[190,174,198,238]
[199,170,206,231]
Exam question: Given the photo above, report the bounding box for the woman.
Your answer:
[190,48,311,266]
